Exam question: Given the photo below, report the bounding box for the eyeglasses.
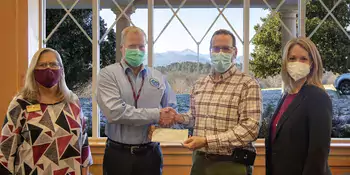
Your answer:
[127,45,146,51]
[36,62,61,69]
[211,46,234,53]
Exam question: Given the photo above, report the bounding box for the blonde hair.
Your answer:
[19,48,74,102]
[281,37,325,93]
[120,26,146,45]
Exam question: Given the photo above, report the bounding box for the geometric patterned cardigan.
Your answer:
[0,95,92,175]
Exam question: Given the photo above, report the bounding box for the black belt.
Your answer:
[197,148,256,166]
[106,138,157,154]
[197,151,234,161]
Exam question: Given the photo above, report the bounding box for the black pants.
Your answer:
[103,140,163,175]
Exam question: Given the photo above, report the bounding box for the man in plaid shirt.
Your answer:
[175,29,262,175]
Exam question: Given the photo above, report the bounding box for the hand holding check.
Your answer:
[149,109,207,150]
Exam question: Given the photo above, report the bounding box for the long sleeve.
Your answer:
[302,92,332,175]
[79,108,93,168]
[206,79,262,149]
[96,68,160,126]
[0,98,24,174]
[182,87,196,128]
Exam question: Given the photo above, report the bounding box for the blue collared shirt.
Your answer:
[96,61,177,144]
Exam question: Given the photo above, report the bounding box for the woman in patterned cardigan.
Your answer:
[0,48,93,175]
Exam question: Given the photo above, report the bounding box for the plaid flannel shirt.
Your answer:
[183,66,262,155]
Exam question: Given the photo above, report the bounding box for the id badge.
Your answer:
[26,104,41,112]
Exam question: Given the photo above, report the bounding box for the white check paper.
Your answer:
[151,128,188,143]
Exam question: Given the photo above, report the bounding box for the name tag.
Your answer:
[26,104,41,112]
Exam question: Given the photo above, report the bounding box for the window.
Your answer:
[305,0,350,138]
[44,0,350,138]
[250,0,350,138]
[45,1,94,136]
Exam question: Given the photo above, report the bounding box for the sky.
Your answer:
[100,8,269,56]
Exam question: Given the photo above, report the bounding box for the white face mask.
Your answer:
[287,62,311,81]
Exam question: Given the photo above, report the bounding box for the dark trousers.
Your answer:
[103,140,163,175]
[190,151,252,175]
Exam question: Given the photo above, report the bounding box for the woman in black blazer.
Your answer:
[265,37,332,175]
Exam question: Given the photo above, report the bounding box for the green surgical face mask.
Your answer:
[125,48,145,67]
[210,52,233,73]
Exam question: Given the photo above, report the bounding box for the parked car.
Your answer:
[334,73,350,95]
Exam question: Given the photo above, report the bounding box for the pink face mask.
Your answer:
[34,68,62,88]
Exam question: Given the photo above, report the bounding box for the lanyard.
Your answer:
[120,63,145,108]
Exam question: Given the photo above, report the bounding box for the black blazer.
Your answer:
[265,85,332,175]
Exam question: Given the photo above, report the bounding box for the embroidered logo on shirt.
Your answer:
[149,78,160,88]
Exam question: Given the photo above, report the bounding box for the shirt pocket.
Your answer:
[139,83,166,108]
[215,95,233,115]
[218,94,240,126]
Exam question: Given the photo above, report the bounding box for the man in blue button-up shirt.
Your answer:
[96,26,177,175]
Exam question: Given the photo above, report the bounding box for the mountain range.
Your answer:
[144,49,250,66]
